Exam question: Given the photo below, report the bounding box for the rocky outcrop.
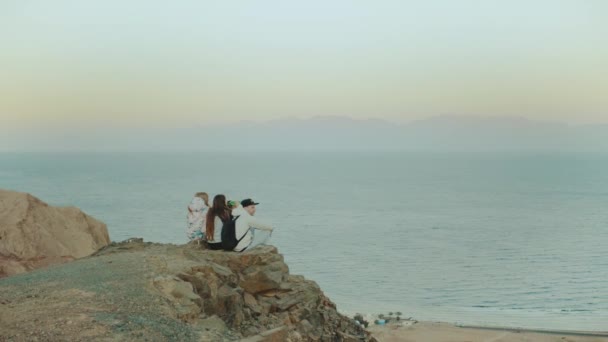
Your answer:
[0,189,111,277]
[166,244,373,341]
[0,239,375,341]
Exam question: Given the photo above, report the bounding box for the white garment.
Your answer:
[186,197,208,240]
[232,206,273,252]
[209,216,224,243]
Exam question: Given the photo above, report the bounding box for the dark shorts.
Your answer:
[208,242,223,250]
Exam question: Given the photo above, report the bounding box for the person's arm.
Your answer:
[248,216,273,231]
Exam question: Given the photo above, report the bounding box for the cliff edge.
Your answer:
[0,239,375,341]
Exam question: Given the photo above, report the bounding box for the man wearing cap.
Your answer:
[232,198,274,252]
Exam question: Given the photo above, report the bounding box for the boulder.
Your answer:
[239,267,284,294]
[244,292,263,314]
[0,189,110,277]
[152,276,202,322]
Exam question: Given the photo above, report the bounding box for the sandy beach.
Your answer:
[368,321,608,342]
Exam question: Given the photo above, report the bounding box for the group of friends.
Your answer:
[186,192,274,252]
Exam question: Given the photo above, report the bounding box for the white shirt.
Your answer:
[209,216,224,243]
[232,207,273,252]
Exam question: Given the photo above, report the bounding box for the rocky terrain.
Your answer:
[0,239,375,341]
[0,189,110,277]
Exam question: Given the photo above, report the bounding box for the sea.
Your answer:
[1,151,607,331]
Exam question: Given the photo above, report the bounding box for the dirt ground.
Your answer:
[0,242,215,342]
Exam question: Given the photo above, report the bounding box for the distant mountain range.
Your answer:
[5,116,608,152]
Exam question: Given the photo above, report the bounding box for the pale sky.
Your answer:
[1,0,607,129]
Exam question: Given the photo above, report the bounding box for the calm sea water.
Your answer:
[2,151,607,331]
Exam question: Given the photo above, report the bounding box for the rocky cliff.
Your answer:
[0,189,111,277]
[0,239,375,341]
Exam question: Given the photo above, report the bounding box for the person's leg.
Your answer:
[246,230,272,250]
[259,230,272,245]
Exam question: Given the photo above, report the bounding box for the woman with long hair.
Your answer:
[205,194,231,250]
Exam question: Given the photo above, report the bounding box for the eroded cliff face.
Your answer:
[0,239,375,341]
[161,243,374,341]
[0,189,110,277]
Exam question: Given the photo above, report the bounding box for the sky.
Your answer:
[1,0,607,131]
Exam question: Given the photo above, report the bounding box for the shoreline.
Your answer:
[453,324,608,337]
[366,320,608,342]
[339,309,608,341]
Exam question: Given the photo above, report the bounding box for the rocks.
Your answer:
[0,189,111,277]
[152,276,202,322]
[143,244,373,340]
[244,292,263,315]
[239,266,284,294]
[240,326,290,342]
[169,244,374,341]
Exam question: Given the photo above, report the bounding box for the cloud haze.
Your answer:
[3,116,607,152]
[1,0,607,130]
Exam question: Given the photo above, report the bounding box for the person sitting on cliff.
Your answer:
[205,194,231,250]
[232,198,274,252]
[186,192,210,241]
